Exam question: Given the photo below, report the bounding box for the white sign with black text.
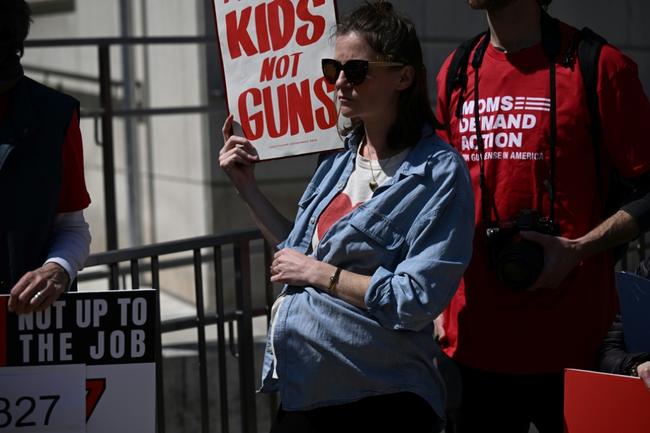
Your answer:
[0,364,85,433]
[0,290,157,433]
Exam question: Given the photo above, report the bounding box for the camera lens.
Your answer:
[496,240,544,290]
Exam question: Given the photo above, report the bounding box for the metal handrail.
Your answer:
[84,229,260,267]
[25,35,215,48]
[27,34,650,51]
[81,229,273,433]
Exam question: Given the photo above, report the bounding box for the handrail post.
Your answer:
[151,256,166,433]
[234,240,258,433]
[98,44,119,253]
[214,246,230,433]
[194,249,211,433]
[263,242,279,414]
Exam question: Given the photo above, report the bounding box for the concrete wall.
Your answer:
[24,0,211,252]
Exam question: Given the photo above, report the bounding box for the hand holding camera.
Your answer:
[485,209,585,291]
[518,229,584,291]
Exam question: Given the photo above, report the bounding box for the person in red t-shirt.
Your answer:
[0,0,91,314]
[434,0,650,431]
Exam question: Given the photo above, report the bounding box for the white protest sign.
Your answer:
[0,364,85,433]
[1,291,157,433]
[85,363,155,433]
[213,0,342,160]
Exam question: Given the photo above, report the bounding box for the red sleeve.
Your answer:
[598,45,650,178]
[434,51,456,144]
[57,109,91,212]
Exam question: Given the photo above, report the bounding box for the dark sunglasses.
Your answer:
[321,58,404,86]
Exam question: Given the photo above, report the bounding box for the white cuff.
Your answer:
[44,257,77,289]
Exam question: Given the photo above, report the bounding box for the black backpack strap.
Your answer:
[578,27,607,197]
[445,31,488,119]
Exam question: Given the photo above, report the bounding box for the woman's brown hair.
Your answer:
[336,1,442,149]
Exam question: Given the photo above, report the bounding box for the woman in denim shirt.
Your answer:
[219,2,474,432]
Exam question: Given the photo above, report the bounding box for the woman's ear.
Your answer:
[396,65,415,91]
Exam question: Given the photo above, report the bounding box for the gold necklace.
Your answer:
[362,138,379,192]
[368,158,378,192]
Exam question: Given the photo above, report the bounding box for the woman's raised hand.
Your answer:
[219,114,260,194]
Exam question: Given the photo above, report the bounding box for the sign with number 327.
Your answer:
[0,364,85,433]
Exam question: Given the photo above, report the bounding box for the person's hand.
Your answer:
[270,248,323,287]
[219,114,259,194]
[637,361,650,391]
[8,263,70,314]
[519,231,583,291]
[433,314,446,342]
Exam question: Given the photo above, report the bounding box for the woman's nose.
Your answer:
[335,70,349,88]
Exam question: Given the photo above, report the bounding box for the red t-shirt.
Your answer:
[435,23,650,373]
[0,93,90,212]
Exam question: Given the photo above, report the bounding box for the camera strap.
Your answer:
[541,10,561,223]
[471,35,498,224]
[470,9,560,225]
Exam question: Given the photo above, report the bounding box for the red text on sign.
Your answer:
[238,77,336,139]
[225,0,327,59]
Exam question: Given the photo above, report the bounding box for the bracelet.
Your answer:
[631,362,641,377]
[328,267,342,294]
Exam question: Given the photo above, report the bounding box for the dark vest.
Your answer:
[0,77,79,293]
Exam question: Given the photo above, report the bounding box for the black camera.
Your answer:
[485,209,559,291]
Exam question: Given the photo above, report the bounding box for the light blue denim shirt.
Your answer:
[259,127,475,418]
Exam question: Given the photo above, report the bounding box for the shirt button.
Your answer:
[336,182,344,189]
[310,218,316,225]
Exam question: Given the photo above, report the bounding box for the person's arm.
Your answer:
[362,182,474,331]
[599,316,650,374]
[8,105,92,314]
[8,211,91,314]
[574,172,650,259]
[219,114,292,246]
[521,209,640,290]
[598,316,650,390]
[45,210,92,282]
[269,248,370,308]
[522,46,650,290]
[239,186,294,248]
[619,172,650,235]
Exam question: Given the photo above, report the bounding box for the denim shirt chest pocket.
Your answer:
[344,207,406,272]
